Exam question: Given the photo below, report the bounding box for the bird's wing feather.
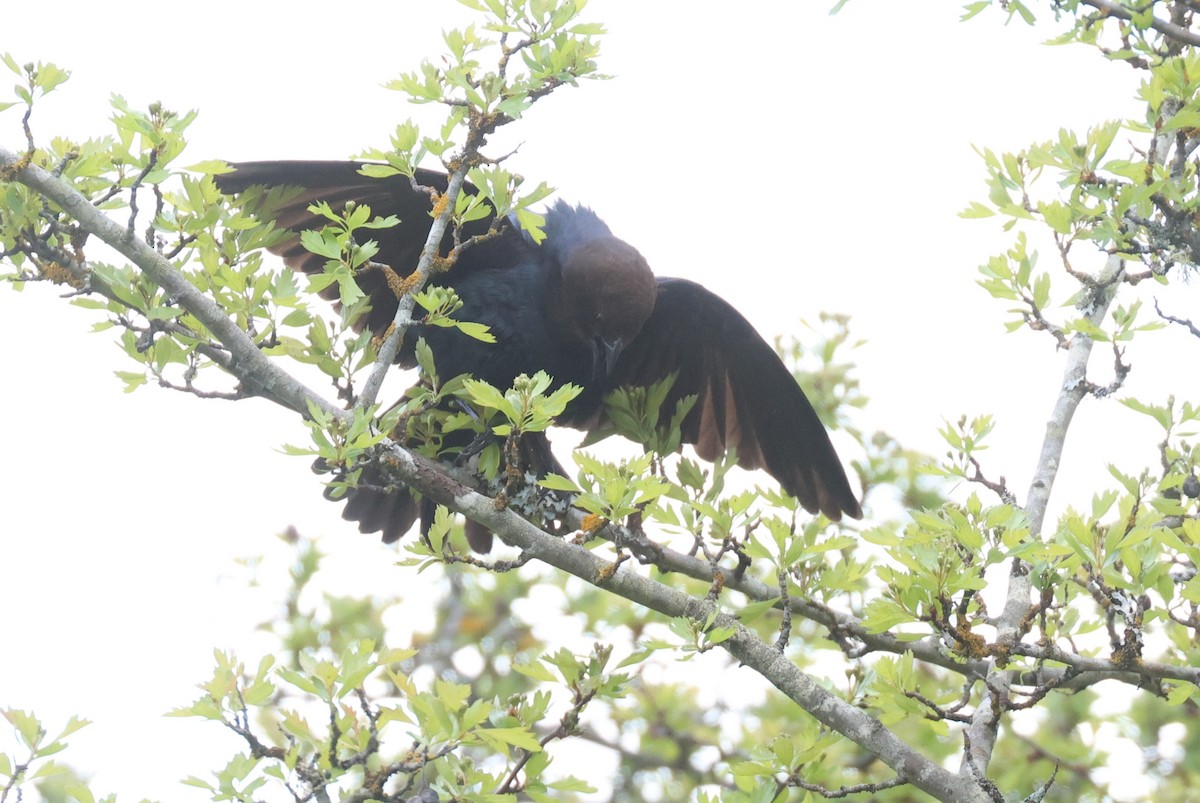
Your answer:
[214,160,496,335]
[607,277,861,520]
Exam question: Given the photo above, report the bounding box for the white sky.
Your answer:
[1,1,1194,799]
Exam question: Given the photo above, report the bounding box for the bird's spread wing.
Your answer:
[603,278,862,521]
[214,160,496,335]
[216,162,861,530]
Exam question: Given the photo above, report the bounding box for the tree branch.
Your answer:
[1,143,991,803]
[358,168,469,409]
[964,253,1125,775]
[1,146,346,423]
[381,439,990,802]
[1080,0,1200,47]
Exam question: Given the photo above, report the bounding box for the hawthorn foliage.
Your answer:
[4,1,1200,801]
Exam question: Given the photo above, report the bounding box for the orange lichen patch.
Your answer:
[954,627,990,660]
[377,453,403,476]
[595,551,630,583]
[372,323,396,351]
[709,570,726,596]
[456,613,491,637]
[581,513,604,533]
[1111,632,1143,668]
[41,261,87,290]
[391,270,422,299]
[431,191,449,220]
[0,150,31,181]
[1019,587,1055,637]
[377,264,407,299]
[400,748,426,767]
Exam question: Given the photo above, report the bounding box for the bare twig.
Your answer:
[775,565,792,652]
[1155,297,1200,338]
[784,772,909,799]
[358,167,470,409]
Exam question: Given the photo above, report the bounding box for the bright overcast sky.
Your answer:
[0,1,1192,799]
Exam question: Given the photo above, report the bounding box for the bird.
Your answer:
[215,161,862,550]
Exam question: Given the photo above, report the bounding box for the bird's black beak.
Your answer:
[592,337,624,379]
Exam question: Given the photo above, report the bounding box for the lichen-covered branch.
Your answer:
[964,253,1126,775]
[2,142,991,803]
[1,146,345,422]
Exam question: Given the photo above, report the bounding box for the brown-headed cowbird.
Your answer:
[216,161,862,549]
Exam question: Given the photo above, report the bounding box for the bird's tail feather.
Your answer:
[328,431,566,553]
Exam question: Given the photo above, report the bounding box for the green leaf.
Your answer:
[1121,397,1172,430]
[436,678,471,711]
[539,473,581,492]
[862,599,914,632]
[457,320,496,342]
[960,1,989,21]
[4,710,43,749]
[1167,681,1196,705]
[187,159,235,174]
[463,377,510,413]
[548,775,598,792]
[299,229,342,260]
[483,726,543,752]
[959,200,995,218]
[513,660,558,682]
[1038,200,1072,234]
[736,597,780,624]
[706,625,737,644]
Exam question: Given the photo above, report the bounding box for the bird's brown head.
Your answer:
[548,235,658,379]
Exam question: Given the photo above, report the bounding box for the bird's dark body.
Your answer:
[419,257,566,388]
[215,161,862,548]
[410,209,597,402]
